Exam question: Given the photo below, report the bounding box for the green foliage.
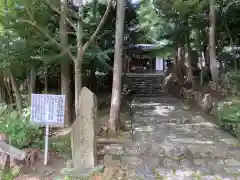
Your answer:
[218,99,240,123]
[217,98,240,139]
[0,168,14,180]
[0,105,43,149]
[137,0,240,68]
[227,71,240,87]
[0,0,116,76]
[220,71,240,96]
[49,134,71,157]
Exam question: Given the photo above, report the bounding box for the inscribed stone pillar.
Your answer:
[71,87,97,171]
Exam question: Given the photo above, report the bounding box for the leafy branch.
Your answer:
[45,0,77,31]
[20,0,112,62]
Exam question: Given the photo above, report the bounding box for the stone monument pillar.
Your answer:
[71,87,99,175]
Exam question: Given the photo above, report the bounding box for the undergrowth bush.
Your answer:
[217,98,240,138]
[0,103,43,149]
[32,134,72,157]
[227,71,240,86]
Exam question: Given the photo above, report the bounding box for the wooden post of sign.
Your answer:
[0,132,10,178]
[44,123,49,166]
[44,78,49,166]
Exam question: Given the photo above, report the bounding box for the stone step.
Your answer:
[132,89,163,92]
[126,75,164,96]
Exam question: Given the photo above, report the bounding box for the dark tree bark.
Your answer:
[209,0,218,81]
[0,73,6,103]
[28,64,36,102]
[8,68,22,112]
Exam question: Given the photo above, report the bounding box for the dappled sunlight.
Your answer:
[191,115,206,123]
[220,137,240,145]
[154,105,175,116]
[132,102,163,107]
[166,136,215,145]
[16,176,41,180]
[184,122,217,128]
[135,125,154,132]
[169,125,195,134]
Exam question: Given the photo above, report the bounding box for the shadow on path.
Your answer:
[123,95,240,180]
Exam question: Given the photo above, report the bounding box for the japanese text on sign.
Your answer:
[30,94,65,125]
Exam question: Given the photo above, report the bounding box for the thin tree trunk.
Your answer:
[171,47,179,80]
[186,42,193,82]
[61,64,72,123]
[28,64,36,102]
[75,0,84,115]
[74,60,83,114]
[44,67,48,94]
[4,81,12,105]
[201,51,205,86]
[204,47,209,66]
[0,72,6,103]
[177,46,185,84]
[108,0,125,133]
[209,0,218,81]
[71,0,84,161]
[186,42,195,89]
[60,0,72,124]
[8,68,22,112]
[74,0,112,112]
[29,65,36,93]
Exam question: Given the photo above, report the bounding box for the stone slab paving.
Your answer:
[122,96,240,180]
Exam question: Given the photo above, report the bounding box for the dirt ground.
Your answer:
[15,99,132,180]
[16,151,66,180]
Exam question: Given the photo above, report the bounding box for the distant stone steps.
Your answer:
[125,75,164,97]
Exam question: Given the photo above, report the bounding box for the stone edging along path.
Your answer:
[106,96,240,180]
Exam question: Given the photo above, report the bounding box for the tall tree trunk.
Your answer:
[200,51,205,86]
[186,42,195,89]
[29,65,36,93]
[177,46,185,84]
[75,0,84,115]
[44,67,48,93]
[74,60,83,114]
[108,0,125,133]
[209,0,218,81]
[186,48,193,82]
[60,0,72,124]
[28,64,36,102]
[171,46,179,80]
[8,68,22,112]
[0,73,6,103]
[4,78,13,105]
[203,46,209,66]
[186,33,193,83]
[71,0,84,161]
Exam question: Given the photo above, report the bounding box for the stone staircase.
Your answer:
[125,74,164,97]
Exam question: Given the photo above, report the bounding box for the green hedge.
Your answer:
[217,98,240,139]
[227,71,240,86]
[0,104,43,149]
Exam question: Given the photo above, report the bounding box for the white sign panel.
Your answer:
[156,57,164,71]
[30,94,65,126]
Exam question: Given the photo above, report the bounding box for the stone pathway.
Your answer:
[120,96,240,180]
